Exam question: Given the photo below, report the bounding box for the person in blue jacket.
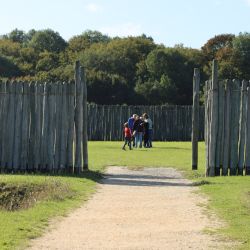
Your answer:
[128,114,137,147]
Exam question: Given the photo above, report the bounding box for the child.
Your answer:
[122,122,132,150]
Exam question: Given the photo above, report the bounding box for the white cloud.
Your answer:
[100,22,143,37]
[246,0,250,6]
[86,3,102,13]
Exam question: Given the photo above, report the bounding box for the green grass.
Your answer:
[0,172,100,250]
[1,141,250,249]
[200,177,250,249]
[88,141,206,176]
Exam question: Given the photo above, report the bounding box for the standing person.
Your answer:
[128,114,136,147]
[133,115,143,148]
[143,113,153,147]
[143,118,149,148]
[122,122,132,150]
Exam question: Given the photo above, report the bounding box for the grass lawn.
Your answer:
[0,172,100,250]
[0,141,249,249]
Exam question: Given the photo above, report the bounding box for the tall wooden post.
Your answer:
[229,79,240,175]
[81,66,89,170]
[204,81,210,174]
[192,68,200,170]
[215,81,225,176]
[207,60,219,177]
[245,86,250,175]
[238,80,248,175]
[222,80,231,176]
[74,61,83,173]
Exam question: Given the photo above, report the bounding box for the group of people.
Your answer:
[122,113,153,150]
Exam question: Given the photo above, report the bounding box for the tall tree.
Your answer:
[29,29,67,53]
[201,34,235,61]
[232,32,250,79]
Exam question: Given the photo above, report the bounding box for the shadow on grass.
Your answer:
[0,170,103,182]
[154,147,191,151]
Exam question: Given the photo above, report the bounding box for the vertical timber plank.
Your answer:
[67,81,75,173]
[245,86,250,175]
[81,67,89,170]
[74,61,83,173]
[238,80,248,175]
[192,68,200,170]
[13,82,23,171]
[229,79,240,175]
[207,60,218,177]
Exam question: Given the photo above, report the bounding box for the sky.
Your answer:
[1,0,250,49]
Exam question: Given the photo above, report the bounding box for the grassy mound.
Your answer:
[0,172,99,250]
[0,181,73,211]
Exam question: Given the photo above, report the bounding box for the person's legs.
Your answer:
[132,135,135,147]
[139,132,143,148]
[134,132,138,148]
[122,138,128,150]
[144,134,149,148]
[148,129,153,147]
[128,138,132,150]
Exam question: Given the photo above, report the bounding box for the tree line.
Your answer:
[0,28,250,105]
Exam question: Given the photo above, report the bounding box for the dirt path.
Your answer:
[28,167,230,250]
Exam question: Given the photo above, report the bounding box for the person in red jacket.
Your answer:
[122,122,132,150]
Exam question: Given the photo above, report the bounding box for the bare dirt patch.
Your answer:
[28,167,233,250]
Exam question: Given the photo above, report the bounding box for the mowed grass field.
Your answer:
[0,141,250,249]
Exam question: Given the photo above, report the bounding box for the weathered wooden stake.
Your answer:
[215,81,225,176]
[74,61,83,173]
[66,81,75,173]
[245,86,250,175]
[192,68,200,170]
[13,82,23,170]
[7,81,16,170]
[238,80,248,175]
[207,60,219,177]
[222,80,231,176]
[81,67,89,170]
[204,81,209,174]
[47,83,56,171]
[229,79,240,175]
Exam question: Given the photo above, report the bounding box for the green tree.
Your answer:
[29,29,67,53]
[7,29,27,43]
[67,30,111,62]
[0,39,21,58]
[135,74,177,105]
[201,34,235,61]
[0,55,21,77]
[87,70,130,104]
[81,36,156,84]
[232,32,250,79]
[36,51,59,72]
[144,47,200,104]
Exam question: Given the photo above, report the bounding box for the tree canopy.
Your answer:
[0,28,250,105]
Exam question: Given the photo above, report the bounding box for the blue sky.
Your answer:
[1,0,250,48]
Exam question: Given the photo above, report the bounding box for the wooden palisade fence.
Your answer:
[205,59,250,176]
[0,61,88,173]
[87,104,205,141]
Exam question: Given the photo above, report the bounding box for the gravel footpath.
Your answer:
[28,167,231,250]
